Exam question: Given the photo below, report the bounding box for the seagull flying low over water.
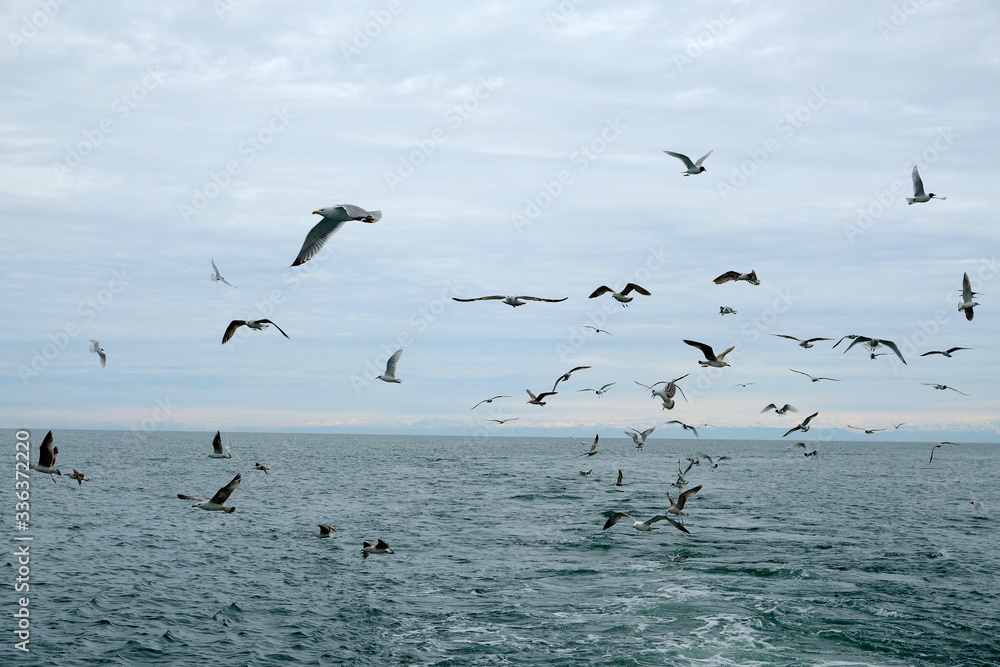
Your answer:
[922,383,969,395]
[588,283,651,306]
[471,395,510,410]
[663,149,713,176]
[920,347,970,358]
[209,431,232,459]
[222,319,289,344]
[581,434,599,457]
[958,272,979,321]
[713,270,759,286]
[68,469,90,485]
[664,420,700,438]
[848,425,885,434]
[624,426,655,449]
[666,485,702,519]
[615,469,624,486]
[254,462,269,474]
[315,524,335,538]
[929,442,959,463]
[578,382,616,397]
[30,431,61,480]
[761,403,797,416]
[635,374,689,410]
[376,349,403,383]
[452,295,567,308]
[362,539,394,558]
[783,412,819,437]
[291,205,381,267]
[210,258,235,287]
[842,336,907,364]
[907,165,946,205]
[789,369,840,383]
[697,453,730,469]
[684,339,735,368]
[970,493,983,514]
[719,306,737,315]
[603,511,690,533]
[772,334,832,349]
[89,339,106,368]
[789,442,820,458]
[178,473,241,513]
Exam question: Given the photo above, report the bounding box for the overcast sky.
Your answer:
[3,1,998,442]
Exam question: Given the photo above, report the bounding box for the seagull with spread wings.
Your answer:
[922,383,969,395]
[290,204,381,267]
[772,334,832,348]
[783,412,819,438]
[790,369,840,383]
[713,270,759,286]
[222,319,289,344]
[958,272,979,321]
[178,473,242,513]
[664,420,700,438]
[920,347,970,358]
[907,165,946,205]
[588,283,651,307]
[452,295,567,308]
[842,336,907,364]
[663,149,713,176]
[603,511,690,533]
[684,339,735,368]
[471,395,510,410]
[210,258,236,287]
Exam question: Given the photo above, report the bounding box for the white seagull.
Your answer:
[970,493,983,514]
[471,395,510,410]
[666,485,702,518]
[583,325,612,335]
[842,337,907,365]
[635,374,689,410]
[222,319,289,344]
[603,512,690,533]
[929,442,959,464]
[578,382,616,397]
[452,295,567,308]
[624,426,655,449]
[713,270,760,286]
[663,149,713,176]
[697,453,730,469]
[664,420,700,438]
[783,412,819,438]
[208,431,232,459]
[790,369,840,383]
[922,383,969,395]
[178,473,242,513]
[89,339,106,368]
[848,425,885,434]
[761,403,797,416]
[376,349,403,383]
[958,272,978,321]
[907,165,946,205]
[210,258,236,287]
[30,430,61,481]
[553,366,592,388]
[362,539,394,558]
[684,339,735,368]
[290,204,381,267]
[772,334,832,349]
[920,347,970,358]
[588,283,651,306]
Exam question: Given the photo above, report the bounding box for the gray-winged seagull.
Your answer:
[290,205,381,267]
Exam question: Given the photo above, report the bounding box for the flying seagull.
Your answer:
[666,485,702,518]
[89,339,106,368]
[907,165,946,205]
[733,382,755,388]
[635,374,689,410]
[664,420,700,438]
[471,395,510,410]
[578,382,616,397]
[588,283,651,306]
[697,453,730,469]
[615,469,624,486]
[254,462,269,474]
[208,431,232,459]
[832,334,864,349]
[684,339,735,368]
[920,347,970,358]
[772,334,832,349]
[210,258,236,287]
[842,336,907,365]
[663,149,713,176]
[362,539,394,558]
[583,325,612,335]
[376,349,403,383]
[603,512,690,533]
[451,295,567,308]
[761,403,797,416]
[486,418,519,424]
[581,434,599,457]
[929,441,959,464]
[624,426,655,449]
[958,272,978,321]
[790,369,840,383]
[892,423,905,429]
[178,473,241,513]
[30,431,61,481]
[68,469,90,485]
[783,412,819,438]
[848,425,885,434]
[526,388,557,406]
[222,319,289,344]
[922,383,969,395]
[290,204,381,267]
[553,366,591,388]
[719,306,737,315]
[713,270,760,286]
[315,524,335,538]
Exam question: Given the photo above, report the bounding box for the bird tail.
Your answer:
[223,506,236,514]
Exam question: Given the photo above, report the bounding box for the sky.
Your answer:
[3,1,999,442]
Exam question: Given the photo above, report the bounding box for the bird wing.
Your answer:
[694,150,713,167]
[211,258,220,275]
[319,524,333,534]
[38,431,55,467]
[337,204,381,221]
[842,336,872,354]
[911,165,925,197]
[782,404,798,413]
[177,494,204,502]
[947,347,970,354]
[789,369,812,379]
[716,346,736,361]
[471,399,487,409]
[97,349,106,367]
[773,334,800,342]
[212,430,224,455]
[817,377,840,381]
[517,296,567,302]
[622,283,651,296]
[802,412,819,426]
[600,383,616,391]
[375,539,392,551]
[713,271,739,284]
[384,349,403,377]
[257,319,289,338]
[879,339,906,365]
[677,485,702,509]
[452,296,505,302]
[688,425,699,438]
[697,453,714,465]
[663,150,695,169]
[588,286,613,299]
[683,339,716,360]
[832,334,859,349]
[222,320,245,344]
[782,425,802,438]
[746,270,760,285]
[947,386,970,395]
[648,515,691,534]
[603,512,629,530]
[641,426,656,439]
[291,218,348,267]
[208,473,242,505]
[761,403,778,413]
[803,338,832,344]
[962,272,973,302]
[847,425,864,431]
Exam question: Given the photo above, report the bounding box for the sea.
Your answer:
[5,429,998,666]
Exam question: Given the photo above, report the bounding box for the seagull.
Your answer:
[290,204,381,267]
[761,403,797,416]
[848,425,886,434]
[929,442,959,464]
[578,382,616,397]
[315,524,335,538]
[579,469,593,477]
[635,374,689,410]
[666,485,702,518]
[376,349,403,383]
[663,149,713,176]
[683,339,735,368]
[362,539,394,558]
[526,388,557,406]
[583,325,612,335]
[892,423,905,429]
[615,469,624,486]
[471,395,510,410]
[624,426,655,449]
[713,270,760,286]
[733,382,755,388]
[906,165,946,205]
[178,473,241,513]
[664,420,700,438]
[581,434,600,457]
[920,347,970,358]
[603,512,690,533]
[30,431,61,481]
[68,469,90,485]
[772,335,832,349]
[958,272,978,321]
[254,462,269,474]
[222,319,289,344]
[842,337,907,364]
[210,258,236,287]
[670,459,694,489]
[553,366,592,388]
[922,383,969,395]
[89,339,106,368]
[970,493,983,514]
[790,369,841,383]
[486,418,519,424]
[451,295,567,308]
[208,431,232,459]
[697,453,730,469]
[719,306,737,315]
[783,412,819,438]
[789,442,820,458]
[588,283,651,306]
[832,334,864,349]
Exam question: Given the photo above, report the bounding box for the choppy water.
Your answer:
[5,429,998,665]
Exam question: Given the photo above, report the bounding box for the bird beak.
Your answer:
[311,210,320,214]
